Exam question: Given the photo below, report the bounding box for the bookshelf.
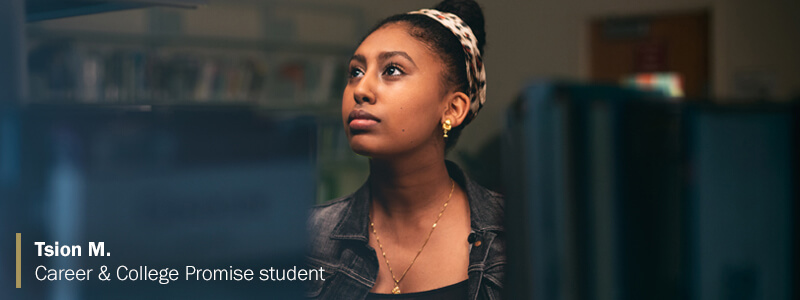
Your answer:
[24,1,355,109]
[2,0,207,106]
[1,0,369,205]
[25,28,351,109]
[22,24,366,201]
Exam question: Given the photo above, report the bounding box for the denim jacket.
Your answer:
[306,161,505,300]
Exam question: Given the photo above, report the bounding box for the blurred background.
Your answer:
[1,0,797,299]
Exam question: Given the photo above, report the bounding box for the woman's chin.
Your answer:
[348,137,398,159]
[348,138,378,157]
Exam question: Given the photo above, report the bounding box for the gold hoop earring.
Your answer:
[442,119,452,138]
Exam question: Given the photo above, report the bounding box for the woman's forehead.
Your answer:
[354,24,435,63]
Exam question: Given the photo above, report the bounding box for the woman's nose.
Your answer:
[352,74,376,105]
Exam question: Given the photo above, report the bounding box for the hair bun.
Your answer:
[433,0,486,54]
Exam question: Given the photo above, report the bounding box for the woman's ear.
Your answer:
[442,91,470,127]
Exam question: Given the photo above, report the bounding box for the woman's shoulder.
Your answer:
[473,183,504,205]
[447,161,505,228]
[466,181,505,230]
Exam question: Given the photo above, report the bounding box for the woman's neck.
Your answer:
[368,155,453,221]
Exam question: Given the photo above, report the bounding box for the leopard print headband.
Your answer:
[408,9,486,123]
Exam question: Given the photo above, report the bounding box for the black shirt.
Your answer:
[365,280,468,300]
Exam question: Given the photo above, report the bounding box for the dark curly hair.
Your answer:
[365,0,486,152]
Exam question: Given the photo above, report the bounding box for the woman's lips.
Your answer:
[348,110,380,131]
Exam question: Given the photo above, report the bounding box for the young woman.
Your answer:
[307,1,503,299]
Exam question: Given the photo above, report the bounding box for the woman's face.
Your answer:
[343,23,449,159]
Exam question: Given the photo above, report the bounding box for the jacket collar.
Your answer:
[330,160,503,242]
[330,180,372,242]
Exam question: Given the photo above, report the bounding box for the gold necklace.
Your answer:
[369,179,455,294]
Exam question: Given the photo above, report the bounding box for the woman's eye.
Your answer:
[349,67,364,78]
[383,64,403,76]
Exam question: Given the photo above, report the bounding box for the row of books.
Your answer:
[27,41,348,106]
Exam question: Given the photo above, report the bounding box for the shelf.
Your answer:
[27,27,354,54]
[26,0,205,22]
[26,29,350,109]
[22,101,343,115]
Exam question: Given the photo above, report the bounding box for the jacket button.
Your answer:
[474,241,482,247]
[468,232,477,243]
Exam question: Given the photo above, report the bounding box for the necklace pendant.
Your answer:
[392,286,401,294]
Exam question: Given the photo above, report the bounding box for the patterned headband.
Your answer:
[408,9,486,123]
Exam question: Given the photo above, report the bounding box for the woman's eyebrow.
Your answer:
[379,51,417,67]
[350,54,367,65]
